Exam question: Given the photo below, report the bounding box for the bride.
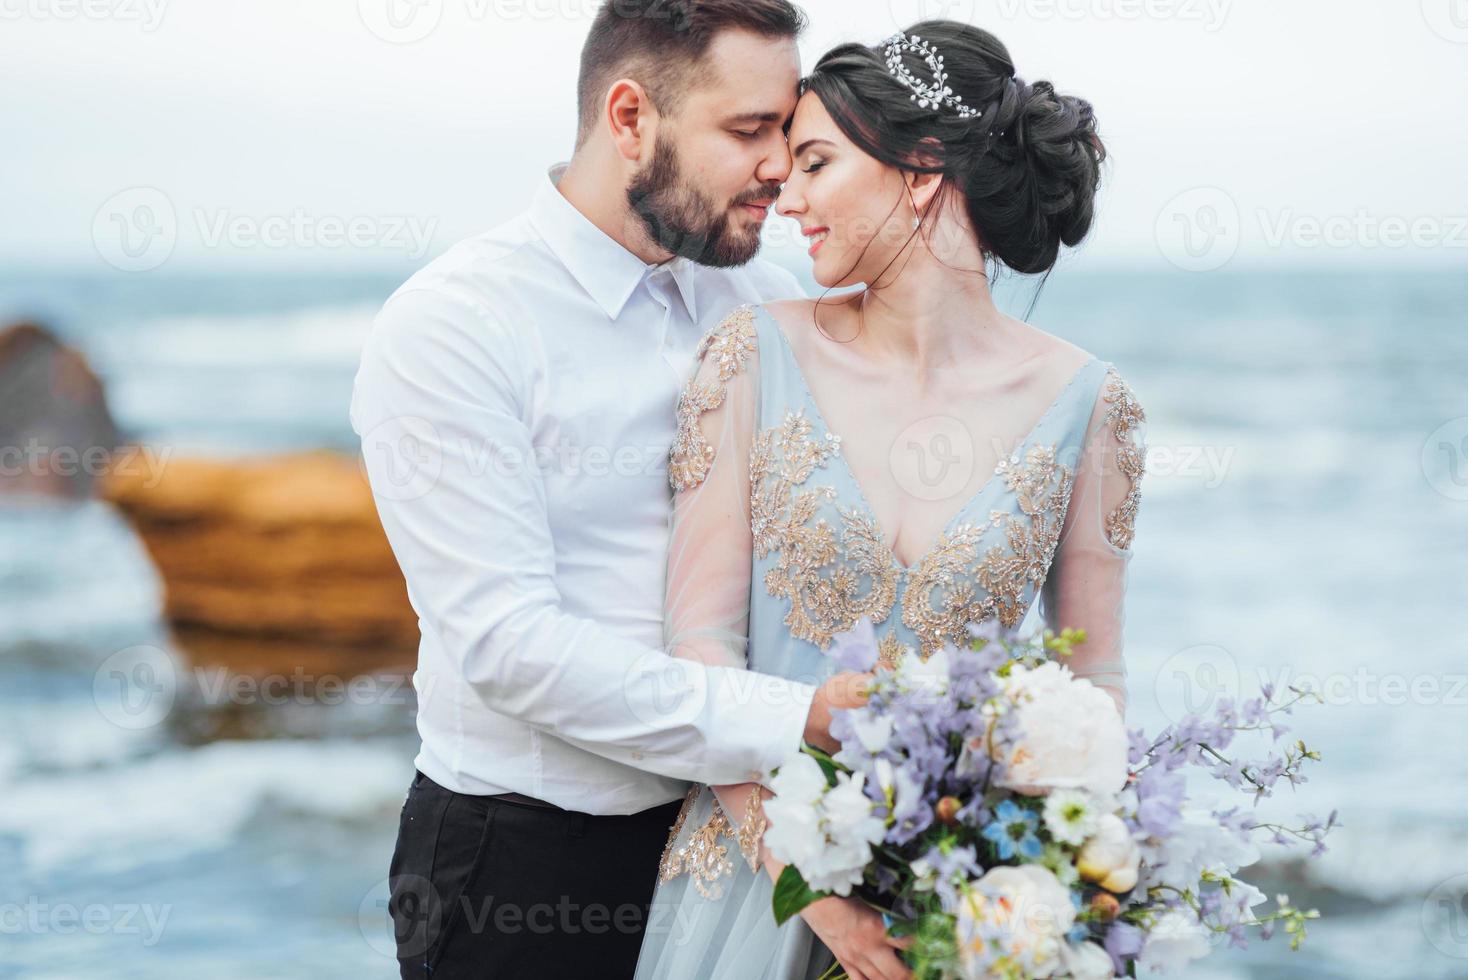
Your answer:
[637,20,1145,980]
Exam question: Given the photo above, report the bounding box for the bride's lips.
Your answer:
[803,226,829,257]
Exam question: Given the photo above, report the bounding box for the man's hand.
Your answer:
[803,671,874,753]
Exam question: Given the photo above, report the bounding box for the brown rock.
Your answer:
[103,451,419,675]
[0,321,121,499]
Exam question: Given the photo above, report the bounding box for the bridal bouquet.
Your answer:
[765,620,1335,979]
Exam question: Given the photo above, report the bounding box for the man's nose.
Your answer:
[757,139,793,186]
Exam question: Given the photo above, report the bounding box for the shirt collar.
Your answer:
[530,162,699,322]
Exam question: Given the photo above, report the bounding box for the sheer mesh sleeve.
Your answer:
[665,306,781,874]
[1039,366,1147,718]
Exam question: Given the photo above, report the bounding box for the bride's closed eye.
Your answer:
[801,159,827,174]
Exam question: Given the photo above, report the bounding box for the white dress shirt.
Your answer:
[350,162,818,814]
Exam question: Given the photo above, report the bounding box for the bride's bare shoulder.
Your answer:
[759,294,862,350]
[1005,316,1099,376]
[760,294,855,322]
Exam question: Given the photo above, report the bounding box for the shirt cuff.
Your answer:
[755,679,818,785]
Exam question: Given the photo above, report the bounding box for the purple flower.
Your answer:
[829,616,879,672]
[1135,766,1186,837]
[1104,921,1144,975]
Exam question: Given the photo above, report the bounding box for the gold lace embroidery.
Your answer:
[750,410,899,649]
[669,305,759,493]
[749,404,1077,657]
[901,445,1073,659]
[659,787,735,899]
[658,784,767,897]
[876,631,907,671]
[1100,367,1146,551]
[736,785,766,873]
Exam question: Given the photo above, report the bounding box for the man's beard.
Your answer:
[625,134,772,268]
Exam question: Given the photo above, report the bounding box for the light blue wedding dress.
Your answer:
[634,302,1146,980]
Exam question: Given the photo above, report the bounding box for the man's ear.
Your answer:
[605,78,657,164]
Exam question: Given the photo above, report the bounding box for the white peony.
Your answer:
[769,752,829,805]
[763,755,883,897]
[1076,813,1141,893]
[991,662,1129,798]
[1138,909,1211,974]
[957,865,1076,979]
[1059,940,1117,979]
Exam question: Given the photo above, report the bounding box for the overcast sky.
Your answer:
[2,0,1465,274]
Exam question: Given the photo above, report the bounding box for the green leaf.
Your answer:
[773,865,826,926]
[801,743,842,783]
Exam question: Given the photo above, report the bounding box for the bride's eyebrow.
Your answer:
[791,138,836,157]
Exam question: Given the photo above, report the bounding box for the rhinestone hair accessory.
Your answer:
[882,31,979,118]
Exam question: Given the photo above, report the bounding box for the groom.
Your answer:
[351,1,858,977]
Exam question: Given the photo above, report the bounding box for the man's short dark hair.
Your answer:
[576,0,807,148]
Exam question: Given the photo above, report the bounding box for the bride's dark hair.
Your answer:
[799,20,1106,288]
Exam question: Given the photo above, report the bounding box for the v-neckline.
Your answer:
[753,304,1098,573]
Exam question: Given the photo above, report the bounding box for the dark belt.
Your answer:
[488,790,561,810]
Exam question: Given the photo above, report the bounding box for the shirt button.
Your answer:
[632,750,644,761]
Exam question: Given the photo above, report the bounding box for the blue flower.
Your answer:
[981,799,1043,860]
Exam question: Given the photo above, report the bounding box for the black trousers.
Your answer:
[388,771,686,979]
